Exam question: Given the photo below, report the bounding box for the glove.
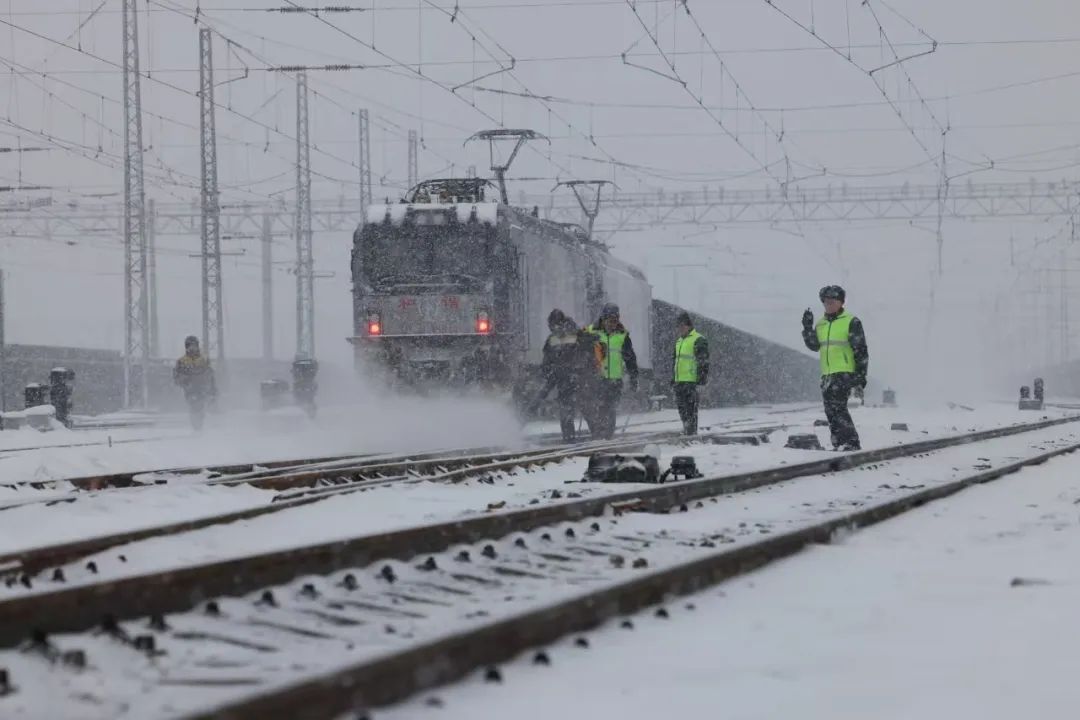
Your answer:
[855,375,867,390]
[628,376,639,393]
[697,376,708,386]
[802,308,814,330]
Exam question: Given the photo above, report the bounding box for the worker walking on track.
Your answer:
[534,309,599,442]
[672,312,709,435]
[801,285,869,451]
[174,335,217,431]
[585,303,639,439]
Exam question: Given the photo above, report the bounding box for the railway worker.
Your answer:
[672,312,709,435]
[173,335,217,431]
[586,303,640,439]
[801,285,869,451]
[535,309,599,441]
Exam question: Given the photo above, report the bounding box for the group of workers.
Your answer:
[537,284,869,451]
[173,285,869,449]
[535,302,710,441]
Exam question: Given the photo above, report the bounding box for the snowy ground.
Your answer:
[1,401,1075,600]
[0,396,527,485]
[0,397,1058,487]
[0,401,1069,560]
[379,427,1080,720]
[1,402,1077,718]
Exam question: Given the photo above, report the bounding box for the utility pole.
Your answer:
[261,212,273,361]
[1061,248,1069,364]
[407,129,418,190]
[295,71,315,361]
[358,109,372,217]
[199,27,224,365]
[122,0,150,408]
[148,199,159,357]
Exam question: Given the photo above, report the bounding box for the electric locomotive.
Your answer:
[350,178,653,402]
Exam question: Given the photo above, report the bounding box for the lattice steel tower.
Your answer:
[358,109,372,216]
[122,0,150,407]
[295,72,315,360]
[199,28,224,364]
[407,129,418,190]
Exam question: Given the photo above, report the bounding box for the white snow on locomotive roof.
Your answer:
[365,202,498,226]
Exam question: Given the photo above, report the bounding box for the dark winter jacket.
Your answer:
[802,310,869,384]
[540,320,598,400]
[672,332,710,385]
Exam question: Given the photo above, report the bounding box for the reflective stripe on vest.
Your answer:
[816,312,855,375]
[674,330,702,383]
[586,325,627,380]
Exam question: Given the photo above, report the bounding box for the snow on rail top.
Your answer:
[365,201,499,227]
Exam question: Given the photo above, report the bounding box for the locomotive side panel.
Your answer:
[597,257,654,372]
[511,218,591,367]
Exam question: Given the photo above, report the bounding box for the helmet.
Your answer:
[600,303,620,320]
[184,335,199,347]
[818,285,846,302]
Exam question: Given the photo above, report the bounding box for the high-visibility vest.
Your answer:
[674,330,702,383]
[816,312,856,375]
[586,325,628,380]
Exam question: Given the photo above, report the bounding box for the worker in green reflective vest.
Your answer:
[672,312,709,435]
[802,285,869,451]
[585,303,639,439]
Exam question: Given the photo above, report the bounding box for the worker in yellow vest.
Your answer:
[585,303,639,439]
[801,285,869,451]
[672,312,709,435]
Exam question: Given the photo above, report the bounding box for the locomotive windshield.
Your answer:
[359,227,495,286]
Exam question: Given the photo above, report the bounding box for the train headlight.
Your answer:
[367,313,382,336]
[476,311,492,335]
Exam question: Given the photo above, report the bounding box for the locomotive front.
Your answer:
[351,179,512,386]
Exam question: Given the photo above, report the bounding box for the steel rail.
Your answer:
[0,429,735,580]
[0,414,1073,650]
[191,432,1080,720]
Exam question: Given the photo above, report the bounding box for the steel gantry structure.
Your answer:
[199,27,225,365]
[294,72,315,362]
[121,0,150,408]
[3,180,1080,242]
[2,178,1079,366]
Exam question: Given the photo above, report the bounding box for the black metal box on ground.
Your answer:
[584,454,661,484]
[785,433,824,450]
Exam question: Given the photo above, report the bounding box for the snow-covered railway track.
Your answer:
[1,412,784,496]
[0,429,755,581]
[0,415,1076,718]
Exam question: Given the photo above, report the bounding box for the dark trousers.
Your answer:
[556,390,577,441]
[674,382,699,435]
[595,380,623,439]
[822,374,860,449]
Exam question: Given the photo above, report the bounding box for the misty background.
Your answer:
[1,0,1078,403]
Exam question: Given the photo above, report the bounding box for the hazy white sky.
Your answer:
[1,0,1078,399]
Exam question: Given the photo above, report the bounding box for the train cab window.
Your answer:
[361,229,494,285]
